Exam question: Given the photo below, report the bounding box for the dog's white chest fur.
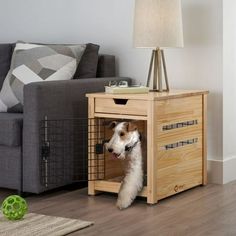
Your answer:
[106,121,143,209]
[117,142,143,209]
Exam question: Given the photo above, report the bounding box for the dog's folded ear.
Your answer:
[138,132,142,141]
[124,122,138,132]
[108,121,118,130]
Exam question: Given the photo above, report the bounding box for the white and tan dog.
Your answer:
[106,121,143,209]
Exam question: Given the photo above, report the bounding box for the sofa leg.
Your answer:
[17,190,23,196]
[17,191,31,198]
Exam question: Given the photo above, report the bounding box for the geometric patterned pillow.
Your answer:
[0,42,86,112]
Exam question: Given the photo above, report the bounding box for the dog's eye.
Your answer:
[119,132,125,137]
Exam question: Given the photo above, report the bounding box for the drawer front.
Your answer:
[95,98,147,116]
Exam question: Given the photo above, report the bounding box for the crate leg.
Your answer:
[17,190,23,197]
[88,181,100,195]
[147,187,158,204]
[147,101,158,205]
[147,200,158,205]
[17,190,30,198]
[88,98,101,196]
[202,94,208,185]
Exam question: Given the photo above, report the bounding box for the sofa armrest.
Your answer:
[24,77,131,121]
[22,77,131,193]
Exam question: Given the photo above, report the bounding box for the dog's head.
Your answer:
[105,121,140,159]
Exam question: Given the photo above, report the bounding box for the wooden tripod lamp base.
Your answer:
[146,48,170,92]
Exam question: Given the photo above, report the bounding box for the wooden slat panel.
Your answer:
[104,156,126,180]
[157,158,202,200]
[156,130,202,150]
[157,137,202,169]
[155,95,203,200]
[157,116,202,136]
[95,98,147,116]
[156,95,202,122]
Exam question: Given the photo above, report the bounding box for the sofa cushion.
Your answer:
[74,43,100,79]
[0,42,86,113]
[0,44,14,90]
[0,113,23,146]
[97,55,116,77]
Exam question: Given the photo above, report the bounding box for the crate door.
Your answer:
[40,117,105,188]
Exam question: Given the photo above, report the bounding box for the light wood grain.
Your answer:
[157,116,202,136]
[88,97,99,196]
[86,89,209,101]
[156,146,202,200]
[94,180,147,197]
[87,90,208,204]
[156,158,202,200]
[155,95,203,200]
[94,113,147,120]
[95,98,147,116]
[156,130,202,149]
[202,94,208,185]
[157,137,202,169]
[147,100,158,204]
[155,95,202,121]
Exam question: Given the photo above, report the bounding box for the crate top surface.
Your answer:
[86,89,209,101]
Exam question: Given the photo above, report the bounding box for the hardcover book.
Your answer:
[105,86,149,94]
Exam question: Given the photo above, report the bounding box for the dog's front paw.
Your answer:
[116,196,132,210]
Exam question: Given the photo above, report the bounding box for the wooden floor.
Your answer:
[1,182,236,236]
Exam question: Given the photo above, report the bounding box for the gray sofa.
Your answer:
[0,43,131,194]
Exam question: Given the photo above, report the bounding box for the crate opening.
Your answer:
[94,118,148,187]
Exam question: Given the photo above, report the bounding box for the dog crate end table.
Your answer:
[86,90,209,204]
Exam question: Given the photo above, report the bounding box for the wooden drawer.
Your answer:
[95,98,147,116]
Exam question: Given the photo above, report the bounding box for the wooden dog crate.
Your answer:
[86,90,208,204]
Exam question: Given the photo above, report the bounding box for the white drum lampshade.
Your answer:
[133,0,184,91]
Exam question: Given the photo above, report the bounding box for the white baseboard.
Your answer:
[207,159,223,184]
[208,156,236,184]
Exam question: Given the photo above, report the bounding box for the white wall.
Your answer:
[169,0,223,164]
[223,1,236,160]
[0,0,224,180]
[222,0,236,183]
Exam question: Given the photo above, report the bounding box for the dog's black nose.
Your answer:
[108,148,113,153]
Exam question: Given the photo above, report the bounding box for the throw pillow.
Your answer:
[0,42,86,112]
[0,44,14,90]
[73,43,100,79]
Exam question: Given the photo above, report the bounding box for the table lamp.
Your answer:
[133,0,184,92]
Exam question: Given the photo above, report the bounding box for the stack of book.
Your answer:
[105,86,149,94]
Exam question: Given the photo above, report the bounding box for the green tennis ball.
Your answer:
[1,195,28,220]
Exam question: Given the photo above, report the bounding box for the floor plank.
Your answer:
[0,183,236,236]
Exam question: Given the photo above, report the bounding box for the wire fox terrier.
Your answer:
[106,121,143,209]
